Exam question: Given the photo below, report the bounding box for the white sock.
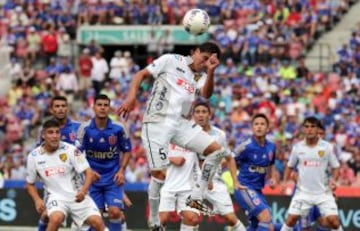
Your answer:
[232,220,246,231]
[280,224,293,231]
[180,223,199,231]
[148,176,164,226]
[192,148,226,200]
[332,227,343,231]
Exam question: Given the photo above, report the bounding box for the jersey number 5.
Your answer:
[159,148,167,160]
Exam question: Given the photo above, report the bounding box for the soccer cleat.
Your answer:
[149,224,165,231]
[185,196,215,216]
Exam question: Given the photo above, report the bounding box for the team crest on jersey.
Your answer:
[318,150,325,158]
[109,135,117,145]
[193,73,201,82]
[59,153,67,162]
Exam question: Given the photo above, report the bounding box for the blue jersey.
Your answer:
[235,136,276,190]
[60,118,80,144]
[77,118,132,186]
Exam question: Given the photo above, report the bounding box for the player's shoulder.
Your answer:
[234,138,252,154]
[59,141,77,152]
[293,140,306,149]
[317,139,331,148]
[211,125,226,137]
[28,146,44,158]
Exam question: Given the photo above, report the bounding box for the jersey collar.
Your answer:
[90,117,113,130]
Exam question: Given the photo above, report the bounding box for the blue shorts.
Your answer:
[234,188,270,226]
[299,206,321,229]
[89,184,124,210]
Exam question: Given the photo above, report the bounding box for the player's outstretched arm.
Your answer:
[200,54,219,98]
[225,156,247,190]
[26,183,45,214]
[117,69,151,119]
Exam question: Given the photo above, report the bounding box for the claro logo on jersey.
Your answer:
[176,78,195,94]
[87,147,117,159]
[45,167,65,176]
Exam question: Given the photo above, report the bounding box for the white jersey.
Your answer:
[288,139,340,194]
[199,126,232,181]
[26,142,90,201]
[162,143,199,192]
[143,54,206,123]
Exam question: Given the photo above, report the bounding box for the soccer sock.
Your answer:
[180,223,199,231]
[148,176,164,226]
[274,223,283,231]
[232,220,246,231]
[109,218,122,231]
[257,222,272,231]
[280,224,294,231]
[38,218,47,231]
[121,221,127,230]
[331,227,343,231]
[192,148,226,199]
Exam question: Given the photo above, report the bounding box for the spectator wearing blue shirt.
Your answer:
[77,94,132,231]
[234,114,277,231]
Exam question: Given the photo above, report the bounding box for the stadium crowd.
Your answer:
[0,0,359,189]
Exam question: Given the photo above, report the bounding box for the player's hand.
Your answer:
[234,180,247,190]
[114,171,125,185]
[91,170,101,182]
[117,98,136,120]
[75,191,86,203]
[205,53,220,72]
[329,179,337,191]
[35,199,45,214]
[269,178,277,189]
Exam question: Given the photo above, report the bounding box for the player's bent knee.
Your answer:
[182,211,200,226]
[285,215,300,227]
[107,207,122,219]
[48,212,65,226]
[86,215,105,230]
[223,213,239,226]
[159,212,170,225]
[257,209,272,223]
[326,215,340,228]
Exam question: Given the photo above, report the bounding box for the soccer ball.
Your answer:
[183,9,210,36]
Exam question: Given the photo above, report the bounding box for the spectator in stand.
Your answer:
[90,51,109,95]
[78,48,93,100]
[55,67,78,103]
[41,24,58,64]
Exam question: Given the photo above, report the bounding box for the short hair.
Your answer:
[193,101,211,114]
[51,96,67,107]
[198,42,221,59]
[251,113,269,126]
[95,94,110,104]
[42,119,60,130]
[303,116,321,127]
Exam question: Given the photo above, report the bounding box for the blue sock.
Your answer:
[273,223,283,231]
[256,222,271,231]
[317,226,330,231]
[109,219,122,231]
[38,218,47,231]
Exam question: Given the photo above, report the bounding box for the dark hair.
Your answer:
[51,96,67,107]
[43,119,60,130]
[95,94,110,103]
[193,101,211,113]
[318,122,325,131]
[303,116,321,127]
[198,42,221,59]
[251,113,269,126]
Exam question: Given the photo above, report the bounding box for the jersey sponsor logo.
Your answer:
[176,67,185,73]
[108,135,117,145]
[318,150,325,157]
[303,160,321,167]
[87,147,117,159]
[176,78,195,93]
[59,153,67,162]
[248,165,267,174]
[45,166,65,176]
[37,160,46,165]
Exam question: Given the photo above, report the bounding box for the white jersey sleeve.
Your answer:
[70,148,90,174]
[26,151,37,184]
[288,144,299,168]
[146,54,171,78]
[328,144,340,169]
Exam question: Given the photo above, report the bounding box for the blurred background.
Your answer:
[0,0,359,230]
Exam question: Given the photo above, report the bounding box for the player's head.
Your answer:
[193,101,211,127]
[190,42,221,72]
[50,96,68,120]
[42,119,61,150]
[302,116,321,139]
[94,94,111,119]
[251,113,269,137]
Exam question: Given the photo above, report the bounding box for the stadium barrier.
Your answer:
[1,181,360,230]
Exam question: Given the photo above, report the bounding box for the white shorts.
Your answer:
[159,189,199,215]
[288,191,338,217]
[46,195,101,227]
[142,118,215,170]
[204,180,234,215]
